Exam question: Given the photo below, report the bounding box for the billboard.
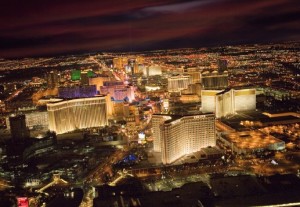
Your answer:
[17,197,29,207]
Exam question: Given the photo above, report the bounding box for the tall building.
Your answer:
[142,65,162,77]
[9,114,29,142]
[181,83,202,96]
[152,114,216,164]
[161,99,170,113]
[47,71,59,89]
[201,71,228,90]
[152,115,171,152]
[184,67,201,84]
[7,111,48,131]
[168,75,192,92]
[47,97,107,134]
[202,88,256,118]
[105,94,113,117]
[217,59,228,73]
[58,85,97,99]
[100,81,135,102]
[71,70,81,81]
[201,90,221,114]
[113,57,128,70]
[89,75,111,92]
[128,58,135,75]
[187,71,201,84]
[71,70,94,81]
[215,89,235,118]
[80,71,89,86]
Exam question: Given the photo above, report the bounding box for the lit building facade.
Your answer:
[202,88,256,118]
[201,71,228,90]
[47,97,107,134]
[58,85,97,99]
[201,90,220,113]
[184,67,201,84]
[142,65,162,77]
[168,75,192,92]
[89,76,111,92]
[181,83,202,97]
[22,111,48,130]
[152,115,171,152]
[215,89,235,118]
[6,111,48,130]
[100,81,135,102]
[113,57,128,70]
[152,114,216,164]
[233,89,256,111]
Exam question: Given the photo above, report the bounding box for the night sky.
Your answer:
[0,0,299,58]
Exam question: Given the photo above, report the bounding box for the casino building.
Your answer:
[201,71,228,90]
[100,81,135,102]
[201,88,256,118]
[47,96,107,134]
[58,85,97,99]
[167,75,192,93]
[152,114,216,164]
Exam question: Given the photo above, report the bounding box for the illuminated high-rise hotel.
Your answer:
[152,114,216,164]
[202,88,256,118]
[168,75,192,92]
[201,71,228,90]
[142,65,162,77]
[47,97,107,134]
[152,115,171,152]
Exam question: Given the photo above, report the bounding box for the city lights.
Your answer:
[0,43,299,206]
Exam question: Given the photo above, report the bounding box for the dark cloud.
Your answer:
[0,0,299,58]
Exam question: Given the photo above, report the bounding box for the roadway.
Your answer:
[80,146,131,207]
[5,84,29,102]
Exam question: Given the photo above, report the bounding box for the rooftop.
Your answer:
[153,113,214,124]
[222,130,283,150]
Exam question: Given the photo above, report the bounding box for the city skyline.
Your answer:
[0,42,299,206]
[0,0,299,204]
[0,0,299,58]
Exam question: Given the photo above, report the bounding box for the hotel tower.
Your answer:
[152,114,216,164]
[47,96,107,134]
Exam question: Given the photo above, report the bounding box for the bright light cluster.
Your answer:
[47,97,107,134]
[152,114,216,164]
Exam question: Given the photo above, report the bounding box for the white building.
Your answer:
[47,97,107,134]
[201,90,219,113]
[152,114,216,164]
[152,115,171,152]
